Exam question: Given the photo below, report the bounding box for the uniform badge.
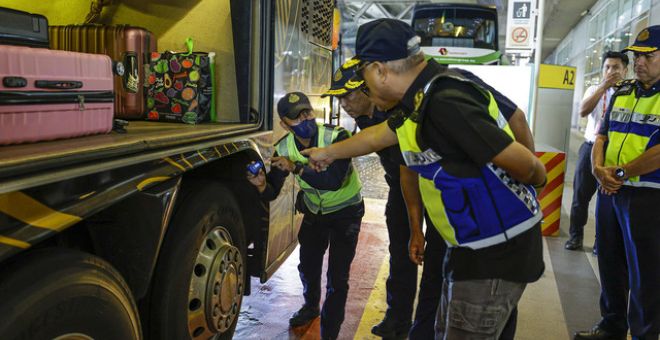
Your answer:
[289,93,300,103]
[638,29,650,42]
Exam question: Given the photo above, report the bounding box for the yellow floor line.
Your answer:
[354,254,390,340]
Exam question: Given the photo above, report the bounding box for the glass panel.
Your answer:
[606,0,618,35]
[584,52,593,74]
[615,25,632,51]
[619,0,633,25]
[597,11,607,40]
[590,41,603,73]
[588,18,598,44]
[633,0,650,17]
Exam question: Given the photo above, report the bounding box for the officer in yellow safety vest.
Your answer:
[302,18,547,339]
[246,92,364,340]
[575,25,660,340]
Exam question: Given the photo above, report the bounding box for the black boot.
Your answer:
[574,326,626,340]
[371,315,411,339]
[289,305,320,327]
[565,236,583,250]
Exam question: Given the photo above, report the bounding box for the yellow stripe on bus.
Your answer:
[137,176,171,191]
[0,235,30,249]
[164,157,186,172]
[0,192,81,231]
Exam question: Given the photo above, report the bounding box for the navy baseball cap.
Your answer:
[277,92,313,119]
[321,59,365,97]
[354,18,421,62]
[622,25,660,54]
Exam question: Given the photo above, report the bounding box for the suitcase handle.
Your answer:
[34,80,83,90]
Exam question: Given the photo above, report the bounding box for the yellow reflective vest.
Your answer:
[276,123,363,214]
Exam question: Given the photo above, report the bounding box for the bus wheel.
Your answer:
[148,181,246,340]
[0,249,142,340]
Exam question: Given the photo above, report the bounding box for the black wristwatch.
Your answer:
[293,161,304,175]
[615,167,626,179]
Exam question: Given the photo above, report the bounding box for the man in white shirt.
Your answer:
[565,51,629,251]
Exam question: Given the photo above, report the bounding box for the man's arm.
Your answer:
[620,144,660,179]
[302,121,398,170]
[491,141,546,186]
[591,134,623,194]
[579,85,606,117]
[399,165,425,265]
[508,108,535,152]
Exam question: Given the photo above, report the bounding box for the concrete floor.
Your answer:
[236,129,606,340]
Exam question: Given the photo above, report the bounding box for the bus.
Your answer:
[412,3,501,65]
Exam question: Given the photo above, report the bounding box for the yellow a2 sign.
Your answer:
[539,64,576,90]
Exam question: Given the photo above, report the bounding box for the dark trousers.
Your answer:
[298,208,363,339]
[383,178,418,324]
[596,188,660,340]
[409,226,519,340]
[569,142,599,240]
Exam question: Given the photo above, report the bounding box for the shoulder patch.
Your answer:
[614,79,636,96]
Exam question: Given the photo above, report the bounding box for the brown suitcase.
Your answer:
[49,24,156,119]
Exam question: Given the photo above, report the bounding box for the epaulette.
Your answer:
[614,79,635,96]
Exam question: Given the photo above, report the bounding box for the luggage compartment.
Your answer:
[0,45,114,145]
[49,24,156,119]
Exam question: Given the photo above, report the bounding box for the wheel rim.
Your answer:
[188,226,244,339]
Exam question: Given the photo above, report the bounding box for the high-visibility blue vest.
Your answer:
[276,123,363,214]
[605,79,660,189]
[396,72,541,249]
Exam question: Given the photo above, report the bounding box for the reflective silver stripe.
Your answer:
[402,149,442,166]
[610,110,632,123]
[611,111,660,127]
[631,112,660,127]
[451,213,542,250]
[623,180,660,189]
[496,110,508,129]
[323,127,335,146]
[487,164,540,214]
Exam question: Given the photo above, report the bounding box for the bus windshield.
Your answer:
[412,7,498,51]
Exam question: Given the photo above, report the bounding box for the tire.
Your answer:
[148,181,246,340]
[0,249,141,340]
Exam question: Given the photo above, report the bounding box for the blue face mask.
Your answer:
[290,119,317,139]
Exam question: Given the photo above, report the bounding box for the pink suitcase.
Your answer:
[0,45,114,145]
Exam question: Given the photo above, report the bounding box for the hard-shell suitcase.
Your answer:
[49,24,156,119]
[0,45,114,145]
[0,7,49,48]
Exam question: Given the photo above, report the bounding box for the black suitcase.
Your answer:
[0,7,49,48]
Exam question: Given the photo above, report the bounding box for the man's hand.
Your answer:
[601,72,623,89]
[300,147,334,171]
[271,156,296,173]
[246,167,266,193]
[408,229,425,265]
[593,165,623,194]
